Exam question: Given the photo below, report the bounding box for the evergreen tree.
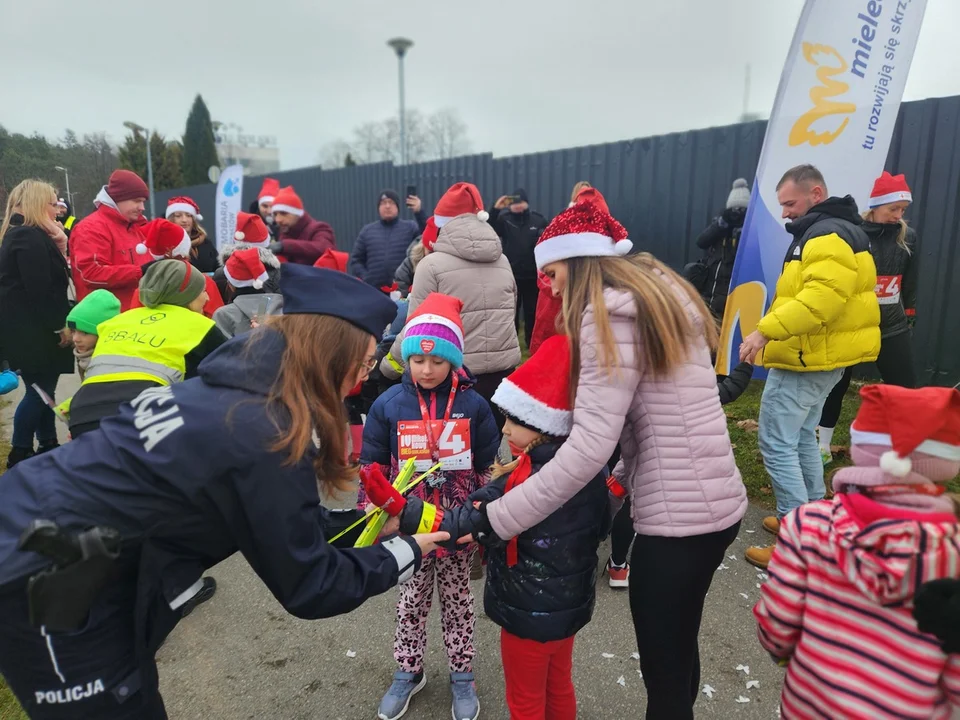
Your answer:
[181,94,219,185]
[344,153,357,167]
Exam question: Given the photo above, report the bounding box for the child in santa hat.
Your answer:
[212,248,283,339]
[357,293,499,720]
[755,384,960,719]
[132,218,225,318]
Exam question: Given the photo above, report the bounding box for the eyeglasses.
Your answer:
[359,357,378,373]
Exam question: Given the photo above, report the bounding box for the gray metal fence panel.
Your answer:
[154,96,959,385]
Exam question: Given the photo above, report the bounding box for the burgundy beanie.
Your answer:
[107,170,149,203]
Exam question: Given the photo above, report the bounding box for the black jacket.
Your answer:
[693,218,742,318]
[0,330,419,699]
[863,221,918,338]
[189,235,220,274]
[0,217,75,376]
[488,208,548,280]
[471,442,609,642]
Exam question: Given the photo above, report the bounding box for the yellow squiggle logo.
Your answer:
[715,281,767,375]
[789,43,856,147]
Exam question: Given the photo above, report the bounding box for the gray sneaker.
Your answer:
[378,671,425,720]
[450,672,479,720]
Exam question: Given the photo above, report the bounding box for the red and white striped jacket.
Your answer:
[754,494,960,719]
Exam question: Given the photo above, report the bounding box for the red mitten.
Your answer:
[359,465,407,517]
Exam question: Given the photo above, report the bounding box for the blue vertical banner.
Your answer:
[214,164,244,251]
[716,0,928,375]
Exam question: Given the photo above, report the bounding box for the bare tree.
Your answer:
[318,140,355,169]
[427,108,471,159]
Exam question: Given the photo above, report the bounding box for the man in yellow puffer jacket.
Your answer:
[740,165,880,568]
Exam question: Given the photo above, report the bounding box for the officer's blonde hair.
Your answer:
[0,179,58,242]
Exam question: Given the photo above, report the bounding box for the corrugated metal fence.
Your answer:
[156,95,960,386]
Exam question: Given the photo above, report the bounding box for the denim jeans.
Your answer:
[11,372,60,449]
[758,367,843,519]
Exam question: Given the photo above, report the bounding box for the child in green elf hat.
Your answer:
[65,289,121,381]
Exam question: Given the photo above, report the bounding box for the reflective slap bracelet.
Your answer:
[606,475,628,499]
[386,352,405,376]
[416,502,445,534]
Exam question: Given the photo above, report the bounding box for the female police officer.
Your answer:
[0,263,449,719]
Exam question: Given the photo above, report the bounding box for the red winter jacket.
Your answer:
[279,213,336,264]
[70,203,148,311]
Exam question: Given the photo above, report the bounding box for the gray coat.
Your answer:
[212,294,284,339]
[382,214,520,378]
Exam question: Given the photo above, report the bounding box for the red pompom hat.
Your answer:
[234,212,270,247]
[869,171,912,208]
[165,195,202,221]
[224,248,269,290]
[258,178,280,204]
[137,218,192,259]
[421,216,439,252]
[492,334,573,436]
[433,183,488,229]
[271,186,304,217]
[534,202,632,270]
[569,187,610,215]
[850,385,960,477]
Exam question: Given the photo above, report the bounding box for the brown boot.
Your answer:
[762,516,780,536]
[745,544,775,569]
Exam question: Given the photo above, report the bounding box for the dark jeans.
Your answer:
[819,331,916,429]
[629,521,741,720]
[473,370,512,434]
[12,372,60,449]
[514,276,540,350]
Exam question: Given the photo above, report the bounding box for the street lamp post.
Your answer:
[123,121,155,219]
[387,37,414,166]
[53,166,71,208]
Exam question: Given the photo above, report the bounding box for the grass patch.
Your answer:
[0,401,27,720]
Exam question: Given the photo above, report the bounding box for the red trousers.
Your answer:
[500,629,577,720]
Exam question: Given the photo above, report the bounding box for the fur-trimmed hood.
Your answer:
[218,242,281,269]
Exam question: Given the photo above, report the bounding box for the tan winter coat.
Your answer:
[381,214,521,378]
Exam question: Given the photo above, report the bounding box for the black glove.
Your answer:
[721,206,747,228]
[268,241,284,254]
[914,579,960,653]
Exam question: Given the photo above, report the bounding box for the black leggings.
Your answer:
[610,503,635,566]
[629,522,741,720]
[819,331,916,429]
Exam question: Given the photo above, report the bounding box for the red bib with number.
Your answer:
[875,275,902,305]
[397,419,472,471]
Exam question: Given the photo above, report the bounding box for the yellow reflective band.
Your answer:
[417,503,438,534]
[387,353,404,375]
[63,216,76,230]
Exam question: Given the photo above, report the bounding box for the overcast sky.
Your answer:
[4,0,960,170]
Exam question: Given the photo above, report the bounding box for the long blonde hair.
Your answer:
[570,181,592,204]
[862,209,911,255]
[1,179,57,241]
[560,253,718,397]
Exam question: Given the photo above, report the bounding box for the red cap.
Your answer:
[492,334,573,437]
[224,248,269,290]
[434,183,487,228]
[137,218,192,259]
[258,178,280,203]
[106,170,149,203]
[869,171,912,208]
[313,248,349,273]
[165,196,202,221]
[574,187,610,215]
[421,216,439,252]
[271,186,304,217]
[234,212,270,247]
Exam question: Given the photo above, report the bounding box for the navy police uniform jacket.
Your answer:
[472,442,610,643]
[0,329,420,712]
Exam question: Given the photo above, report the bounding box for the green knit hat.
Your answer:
[66,289,121,334]
[139,259,205,308]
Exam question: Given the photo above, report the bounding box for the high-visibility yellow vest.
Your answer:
[63,216,76,231]
[82,305,214,387]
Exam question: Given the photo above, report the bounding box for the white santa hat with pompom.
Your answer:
[849,384,960,477]
[223,248,269,290]
[433,182,489,228]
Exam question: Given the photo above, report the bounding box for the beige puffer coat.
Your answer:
[381,214,521,378]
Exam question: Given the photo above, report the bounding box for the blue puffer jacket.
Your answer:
[359,367,500,510]
[473,441,610,643]
[349,211,427,290]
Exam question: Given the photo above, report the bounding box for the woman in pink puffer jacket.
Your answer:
[482,201,747,720]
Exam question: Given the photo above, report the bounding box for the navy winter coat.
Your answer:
[472,442,610,642]
[0,329,421,695]
[349,211,427,290]
[359,367,500,510]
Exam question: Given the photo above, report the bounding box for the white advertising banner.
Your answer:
[717,0,928,374]
[214,164,244,251]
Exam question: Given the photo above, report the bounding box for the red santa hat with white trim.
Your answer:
[433,182,489,229]
[869,171,912,208]
[534,201,632,270]
[137,218,192,259]
[492,334,573,437]
[271,186,304,217]
[165,195,202,221]
[234,212,270,247]
[850,385,960,477]
[224,248,269,290]
[258,178,280,204]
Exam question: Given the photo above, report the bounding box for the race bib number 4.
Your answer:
[875,275,902,305]
[397,419,472,471]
